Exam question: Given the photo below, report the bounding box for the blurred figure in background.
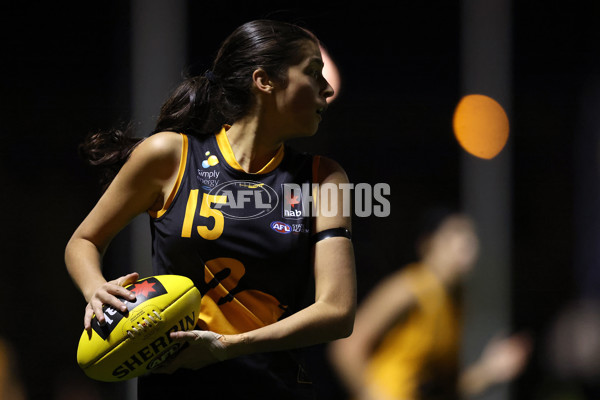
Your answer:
[536,298,600,399]
[0,337,26,400]
[329,209,531,400]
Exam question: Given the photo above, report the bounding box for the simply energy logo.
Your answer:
[197,151,220,190]
[201,151,219,168]
[209,180,279,220]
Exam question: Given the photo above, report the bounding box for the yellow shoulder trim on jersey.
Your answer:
[215,126,284,174]
[150,133,188,219]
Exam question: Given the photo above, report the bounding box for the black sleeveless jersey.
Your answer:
[149,127,316,335]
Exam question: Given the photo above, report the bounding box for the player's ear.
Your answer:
[252,68,275,94]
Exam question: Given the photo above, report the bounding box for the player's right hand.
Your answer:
[155,330,228,374]
[84,272,140,333]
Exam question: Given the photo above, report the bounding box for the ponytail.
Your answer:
[153,74,224,137]
[80,19,317,190]
[78,125,142,192]
[80,74,221,191]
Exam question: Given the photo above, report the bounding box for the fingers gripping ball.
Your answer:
[77,275,202,382]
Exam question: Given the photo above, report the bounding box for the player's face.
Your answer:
[433,216,479,275]
[272,40,334,138]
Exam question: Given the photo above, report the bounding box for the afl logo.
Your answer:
[270,221,291,234]
[209,180,279,220]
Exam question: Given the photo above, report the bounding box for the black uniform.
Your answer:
[138,128,318,399]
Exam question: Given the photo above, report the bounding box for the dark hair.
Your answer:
[80,19,318,189]
[78,125,142,191]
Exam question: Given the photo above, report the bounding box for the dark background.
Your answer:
[1,1,598,398]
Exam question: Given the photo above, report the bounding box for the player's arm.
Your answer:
[236,156,356,346]
[65,132,183,330]
[328,269,417,398]
[458,332,532,397]
[167,156,356,368]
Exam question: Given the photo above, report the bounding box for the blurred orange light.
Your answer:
[453,94,509,160]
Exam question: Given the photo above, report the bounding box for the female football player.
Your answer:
[329,210,530,400]
[65,19,356,399]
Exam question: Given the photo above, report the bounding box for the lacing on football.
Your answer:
[126,310,162,338]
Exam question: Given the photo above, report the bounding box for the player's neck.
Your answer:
[422,253,461,287]
[226,117,284,173]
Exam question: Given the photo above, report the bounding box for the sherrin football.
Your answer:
[77,275,201,382]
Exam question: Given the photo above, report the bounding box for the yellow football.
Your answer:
[77,275,201,382]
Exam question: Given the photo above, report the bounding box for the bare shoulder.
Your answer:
[357,268,418,319]
[131,131,182,160]
[313,155,352,232]
[376,268,414,295]
[315,155,349,185]
[116,131,183,187]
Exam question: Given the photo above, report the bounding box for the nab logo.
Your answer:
[282,188,303,219]
[270,221,291,234]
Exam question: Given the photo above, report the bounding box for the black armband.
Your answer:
[311,227,352,245]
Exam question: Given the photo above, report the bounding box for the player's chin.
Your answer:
[301,113,323,135]
[286,127,319,140]
[301,120,322,137]
[306,126,320,137]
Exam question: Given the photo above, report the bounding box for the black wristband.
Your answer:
[311,227,352,245]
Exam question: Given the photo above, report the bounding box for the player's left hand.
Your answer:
[154,330,228,373]
[479,331,532,383]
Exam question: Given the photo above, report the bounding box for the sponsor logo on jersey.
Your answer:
[197,168,220,190]
[209,180,279,220]
[201,151,219,168]
[91,277,167,341]
[282,183,308,220]
[270,221,292,234]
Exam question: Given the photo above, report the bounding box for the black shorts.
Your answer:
[137,350,316,400]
